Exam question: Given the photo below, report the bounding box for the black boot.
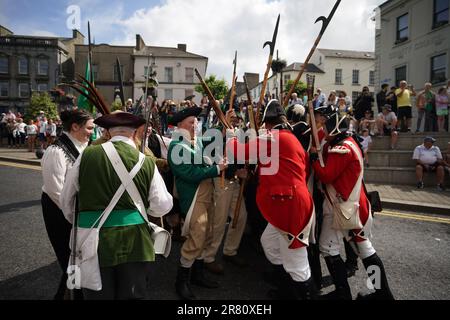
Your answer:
[291,277,318,300]
[343,238,359,278]
[321,255,352,300]
[307,244,323,289]
[175,266,196,300]
[191,260,219,288]
[265,265,292,300]
[357,253,395,300]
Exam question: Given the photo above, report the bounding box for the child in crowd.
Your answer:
[360,129,372,168]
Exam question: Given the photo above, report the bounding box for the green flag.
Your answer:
[77,60,94,114]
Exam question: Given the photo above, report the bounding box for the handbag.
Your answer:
[102,142,172,258]
[68,152,145,291]
[367,191,382,213]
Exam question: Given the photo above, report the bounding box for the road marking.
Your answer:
[378,210,450,224]
[0,161,41,171]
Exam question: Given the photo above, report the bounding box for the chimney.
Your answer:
[136,34,146,51]
[177,44,187,52]
[244,73,260,89]
[72,29,85,44]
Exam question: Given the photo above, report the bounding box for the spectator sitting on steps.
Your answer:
[413,136,445,191]
[376,104,398,150]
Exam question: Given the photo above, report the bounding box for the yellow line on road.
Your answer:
[378,210,450,224]
[0,161,41,171]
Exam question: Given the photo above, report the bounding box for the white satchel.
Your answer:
[67,149,145,291]
[102,142,172,258]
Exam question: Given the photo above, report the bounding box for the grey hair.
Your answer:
[108,126,137,135]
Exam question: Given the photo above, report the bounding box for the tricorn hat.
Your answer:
[185,94,196,101]
[169,107,202,126]
[261,99,286,123]
[94,112,146,129]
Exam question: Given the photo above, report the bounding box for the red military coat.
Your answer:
[228,129,314,249]
[312,136,370,242]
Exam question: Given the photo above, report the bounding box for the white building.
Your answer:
[133,35,208,105]
[310,48,376,102]
[375,0,449,92]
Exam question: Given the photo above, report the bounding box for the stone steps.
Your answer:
[364,166,449,186]
[370,132,449,151]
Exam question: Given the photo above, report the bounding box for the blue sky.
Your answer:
[0,0,386,83]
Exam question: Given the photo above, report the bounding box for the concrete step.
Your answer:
[364,166,450,186]
[370,132,449,151]
[368,150,414,167]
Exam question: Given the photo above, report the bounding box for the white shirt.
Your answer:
[360,135,372,151]
[26,124,37,135]
[413,145,443,165]
[60,135,173,223]
[41,132,88,208]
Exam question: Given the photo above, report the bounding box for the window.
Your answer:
[164,89,173,100]
[18,57,28,75]
[284,74,291,83]
[185,68,194,83]
[335,69,343,85]
[37,59,49,76]
[92,64,99,81]
[0,82,9,97]
[165,67,173,83]
[431,54,447,84]
[0,56,8,74]
[369,71,375,86]
[37,83,48,92]
[113,64,124,81]
[396,13,409,43]
[395,66,407,87]
[352,70,360,85]
[433,0,449,29]
[18,83,29,97]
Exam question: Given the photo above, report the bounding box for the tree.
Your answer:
[195,75,229,100]
[25,92,58,122]
[285,80,307,97]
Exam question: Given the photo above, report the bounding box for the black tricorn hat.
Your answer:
[261,99,286,123]
[185,94,196,101]
[94,112,146,129]
[169,107,202,126]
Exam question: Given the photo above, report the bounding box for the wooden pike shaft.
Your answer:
[255,54,273,126]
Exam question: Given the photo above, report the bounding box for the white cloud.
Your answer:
[103,0,386,84]
[30,30,59,37]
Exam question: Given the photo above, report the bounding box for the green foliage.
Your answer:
[285,80,307,97]
[195,75,229,100]
[25,92,58,122]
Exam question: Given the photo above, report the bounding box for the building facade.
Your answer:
[310,48,376,103]
[133,35,208,106]
[0,26,84,113]
[375,0,449,92]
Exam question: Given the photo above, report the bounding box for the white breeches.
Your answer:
[319,200,376,260]
[261,223,311,282]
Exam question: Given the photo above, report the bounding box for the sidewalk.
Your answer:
[0,146,41,166]
[0,146,449,215]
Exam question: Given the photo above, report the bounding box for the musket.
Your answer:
[142,55,151,125]
[255,14,280,127]
[283,0,341,108]
[87,22,94,87]
[116,57,125,106]
[306,74,324,167]
[229,51,238,111]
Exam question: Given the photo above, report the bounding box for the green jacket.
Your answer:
[168,137,218,216]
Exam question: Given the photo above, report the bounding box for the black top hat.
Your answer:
[169,107,202,126]
[94,112,146,129]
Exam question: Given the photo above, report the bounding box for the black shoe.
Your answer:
[175,266,196,300]
[205,261,224,275]
[345,262,359,278]
[191,260,219,288]
[437,184,445,192]
[223,254,248,267]
[417,181,424,189]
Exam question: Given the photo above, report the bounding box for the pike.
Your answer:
[141,54,152,153]
[306,74,324,167]
[283,0,341,108]
[229,51,238,111]
[255,14,280,127]
[231,75,255,229]
[116,57,125,106]
[87,21,94,87]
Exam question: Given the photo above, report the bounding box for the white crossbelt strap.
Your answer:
[102,142,171,258]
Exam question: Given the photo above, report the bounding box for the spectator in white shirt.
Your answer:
[376,104,399,149]
[359,129,373,168]
[26,119,38,152]
[413,136,445,191]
